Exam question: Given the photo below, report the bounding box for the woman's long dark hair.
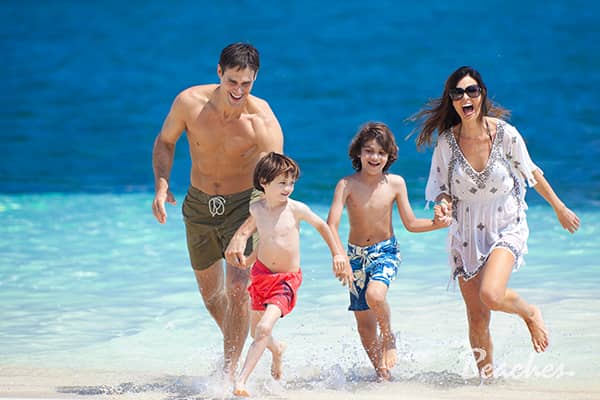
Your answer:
[408,66,510,150]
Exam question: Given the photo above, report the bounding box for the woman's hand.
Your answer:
[436,196,453,224]
[433,204,452,227]
[555,205,580,234]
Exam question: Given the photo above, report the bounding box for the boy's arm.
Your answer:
[225,213,257,267]
[531,169,580,233]
[326,180,349,258]
[394,175,450,233]
[298,202,353,286]
[326,180,353,285]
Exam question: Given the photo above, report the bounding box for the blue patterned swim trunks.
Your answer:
[348,236,401,311]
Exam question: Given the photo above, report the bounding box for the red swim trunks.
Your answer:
[248,259,303,317]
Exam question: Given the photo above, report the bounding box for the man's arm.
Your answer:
[152,94,187,224]
[259,101,284,154]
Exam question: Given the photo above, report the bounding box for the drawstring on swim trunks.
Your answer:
[348,245,377,270]
[208,196,226,217]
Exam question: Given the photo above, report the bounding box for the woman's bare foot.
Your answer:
[271,342,287,380]
[525,305,549,352]
[233,381,250,397]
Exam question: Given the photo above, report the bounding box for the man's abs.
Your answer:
[190,166,255,195]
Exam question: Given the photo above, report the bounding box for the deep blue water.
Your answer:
[1,1,599,207]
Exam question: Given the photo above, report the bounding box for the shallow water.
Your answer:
[1,193,598,396]
[2,0,599,397]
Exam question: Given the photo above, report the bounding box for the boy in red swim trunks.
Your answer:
[233,152,348,397]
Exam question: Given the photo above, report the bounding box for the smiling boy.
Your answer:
[327,122,449,380]
[233,152,347,397]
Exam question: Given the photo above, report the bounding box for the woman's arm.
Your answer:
[531,169,580,233]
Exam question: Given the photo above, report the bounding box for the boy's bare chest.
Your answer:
[257,210,297,239]
[347,186,394,212]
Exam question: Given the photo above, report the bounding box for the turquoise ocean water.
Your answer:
[1,1,599,398]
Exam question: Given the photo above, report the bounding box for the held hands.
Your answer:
[555,205,581,234]
[225,237,250,268]
[152,188,177,224]
[228,250,256,270]
[333,254,354,286]
[433,198,453,227]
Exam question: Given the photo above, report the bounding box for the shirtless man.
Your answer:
[151,43,283,377]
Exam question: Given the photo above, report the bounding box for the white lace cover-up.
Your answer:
[425,120,541,280]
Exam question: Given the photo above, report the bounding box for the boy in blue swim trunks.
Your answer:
[328,122,449,380]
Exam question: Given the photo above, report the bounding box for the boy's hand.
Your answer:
[434,197,453,225]
[433,204,452,227]
[232,251,256,270]
[333,255,353,286]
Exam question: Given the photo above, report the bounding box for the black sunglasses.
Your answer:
[449,85,482,101]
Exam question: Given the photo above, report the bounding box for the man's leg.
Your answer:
[223,262,251,377]
[194,259,227,333]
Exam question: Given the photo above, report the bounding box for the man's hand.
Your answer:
[225,236,249,267]
[152,189,177,224]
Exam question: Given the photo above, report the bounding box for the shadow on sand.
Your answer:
[56,368,490,399]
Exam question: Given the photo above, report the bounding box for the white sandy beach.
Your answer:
[2,365,600,400]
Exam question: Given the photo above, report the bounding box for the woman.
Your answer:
[411,66,580,379]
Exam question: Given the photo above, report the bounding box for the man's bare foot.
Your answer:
[525,305,549,352]
[271,342,287,380]
[233,381,250,397]
[381,333,397,370]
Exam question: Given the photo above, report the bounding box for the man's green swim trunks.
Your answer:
[182,186,257,271]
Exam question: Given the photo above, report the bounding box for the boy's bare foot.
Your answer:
[526,305,549,352]
[271,342,287,380]
[381,333,397,370]
[233,381,250,397]
[376,366,391,382]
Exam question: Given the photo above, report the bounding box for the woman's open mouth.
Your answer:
[462,104,475,116]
